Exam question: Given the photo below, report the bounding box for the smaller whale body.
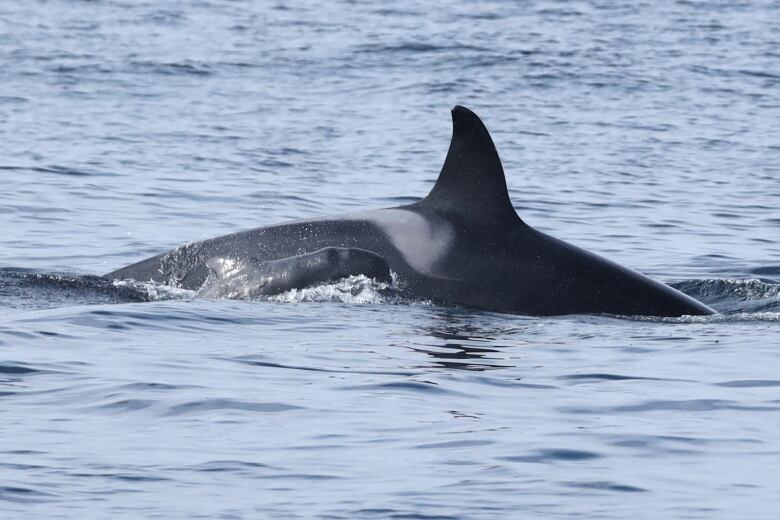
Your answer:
[198,247,391,300]
[107,106,715,317]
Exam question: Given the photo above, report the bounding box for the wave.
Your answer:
[261,275,779,319]
[672,278,780,313]
[0,269,148,313]
[1,268,777,320]
[0,269,193,314]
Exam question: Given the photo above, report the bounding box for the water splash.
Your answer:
[673,278,780,314]
[631,311,780,324]
[265,273,400,305]
[112,279,194,302]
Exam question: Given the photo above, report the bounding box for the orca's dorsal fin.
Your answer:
[420,106,520,223]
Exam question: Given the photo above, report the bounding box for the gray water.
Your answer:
[1,1,779,518]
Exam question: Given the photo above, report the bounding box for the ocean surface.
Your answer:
[1,0,779,518]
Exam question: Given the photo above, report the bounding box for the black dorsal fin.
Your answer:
[420,106,519,223]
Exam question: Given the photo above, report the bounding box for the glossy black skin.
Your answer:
[106,106,715,317]
[198,247,391,299]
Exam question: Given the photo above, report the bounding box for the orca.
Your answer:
[106,106,715,317]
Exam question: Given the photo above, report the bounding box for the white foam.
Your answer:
[265,273,399,305]
[689,278,780,300]
[112,279,195,301]
[630,311,780,323]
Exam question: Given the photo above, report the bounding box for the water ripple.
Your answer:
[502,449,602,463]
[163,399,303,416]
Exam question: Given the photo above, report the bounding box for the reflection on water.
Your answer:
[411,310,517,371]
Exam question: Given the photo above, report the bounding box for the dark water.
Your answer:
[1,0,779,517]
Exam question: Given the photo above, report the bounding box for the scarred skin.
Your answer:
[106,106,715,317]
[197,247,391,299]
